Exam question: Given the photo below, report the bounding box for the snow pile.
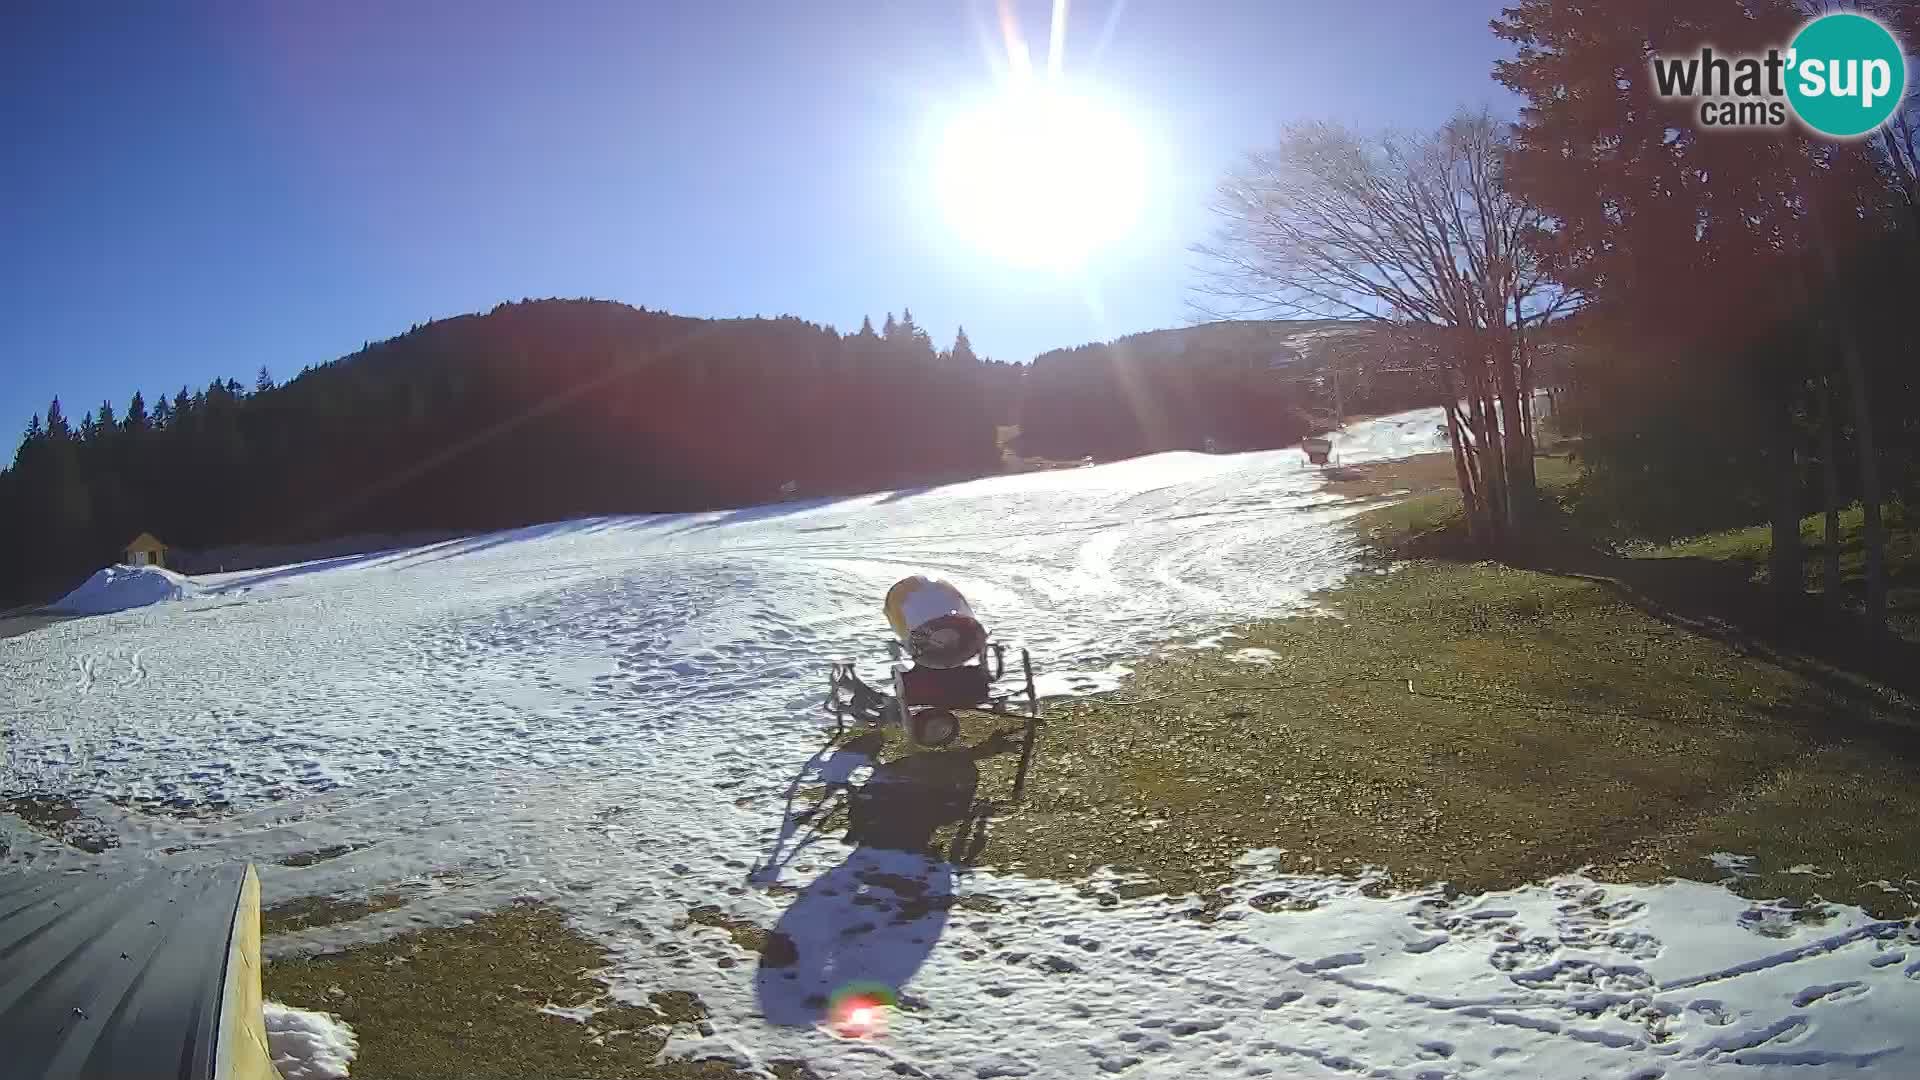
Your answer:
[1327,409,1453,464]
[48,564,201,615]
[264,1001,359,1080]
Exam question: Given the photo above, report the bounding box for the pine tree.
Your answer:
[16,414,44,469]
[885,307,932,364]
[47,444,92,544]
[255,366,275,393]
[952,326,980,366]
[904,309,934,359]
[1492,0,1902,617]
[0,298,1015,606]
[26,398,92,562]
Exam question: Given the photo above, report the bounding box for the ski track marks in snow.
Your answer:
[1,415,1418,808]
[5,408,1918,1078]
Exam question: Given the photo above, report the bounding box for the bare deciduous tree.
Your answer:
[1192,109,1576,544]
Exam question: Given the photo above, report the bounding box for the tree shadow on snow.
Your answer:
[205,516,628,591]
[870,469,1000,505]
[203,545,434,592]
[753,733,1013,1027]
[370,517,614,573]
[659,495,849,537]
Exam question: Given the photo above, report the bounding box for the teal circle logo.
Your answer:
[1786,13,1906,138]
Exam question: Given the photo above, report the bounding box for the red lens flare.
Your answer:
[826,984,897,1039]
[831,995,886,1038]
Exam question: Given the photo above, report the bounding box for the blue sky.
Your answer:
[1,0,1518,439]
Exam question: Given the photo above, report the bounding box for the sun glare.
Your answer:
[934,83,1147,271]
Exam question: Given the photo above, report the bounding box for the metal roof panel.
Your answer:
[0,864,247,1080]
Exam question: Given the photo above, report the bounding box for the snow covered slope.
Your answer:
[0,412,1440,806]
[4,407,1915,1079]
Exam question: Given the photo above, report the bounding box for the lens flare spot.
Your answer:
[827,983,897,1039]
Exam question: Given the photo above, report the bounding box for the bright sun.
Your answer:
[934,84,1148,271]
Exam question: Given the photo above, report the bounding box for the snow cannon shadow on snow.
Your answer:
[825,575,1045,801]
[754,742,1002,1030]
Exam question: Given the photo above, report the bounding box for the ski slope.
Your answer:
[4,408,1916,1079]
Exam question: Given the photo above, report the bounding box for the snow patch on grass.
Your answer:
[264,1001,358,1080]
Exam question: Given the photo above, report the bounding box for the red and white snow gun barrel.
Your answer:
[883,575,988,669]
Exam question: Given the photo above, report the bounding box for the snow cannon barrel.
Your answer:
[884,576,988,669]
[1303,436,1332,465]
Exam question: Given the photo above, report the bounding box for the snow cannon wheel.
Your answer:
[909,708,960,748]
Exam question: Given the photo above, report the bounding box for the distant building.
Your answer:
[125,532,169,568]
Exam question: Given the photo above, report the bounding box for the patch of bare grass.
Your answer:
[904,555,1920,918]
[265,903,798,1080]
[0,796,118,853]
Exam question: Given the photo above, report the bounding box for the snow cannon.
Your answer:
[822,579,1041,795]
[1302,436,1333,465]
[884,576,987,669]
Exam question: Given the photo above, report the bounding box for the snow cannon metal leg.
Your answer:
[826,661,890,737]
[889,642,913,735]
[825,662,851,737]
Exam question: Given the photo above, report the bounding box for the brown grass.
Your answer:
[265,904,815,1080]
[0,796,118,853]
[263,891,414,936]
[824,451,1920,918]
